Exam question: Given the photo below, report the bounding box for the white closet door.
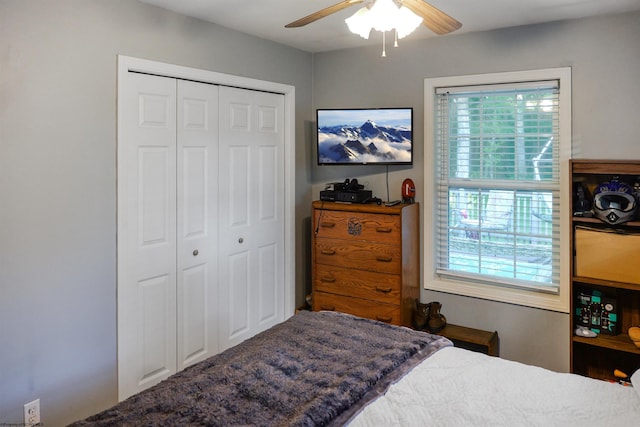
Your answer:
[217,86,285,350]
[118,65,289,400]
[118,72,178,398]
[176,80,220,370]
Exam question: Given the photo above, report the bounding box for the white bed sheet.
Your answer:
[349,346,640,426]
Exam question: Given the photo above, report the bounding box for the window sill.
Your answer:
[425,275,569,313]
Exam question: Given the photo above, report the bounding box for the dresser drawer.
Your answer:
[314,238,401,274]
[314,264,401,305]
[314,210,401,244]
[313,291,400,324]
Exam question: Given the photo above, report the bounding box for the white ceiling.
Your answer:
[138,0,640,52]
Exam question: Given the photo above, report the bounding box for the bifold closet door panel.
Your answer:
[119,71,288,400]
[217,86,286,350]
[118,72,178,398]
[176,80,220,370]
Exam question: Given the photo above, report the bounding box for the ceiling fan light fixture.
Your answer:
[345,0,422,40]
[345,7,372,39]
[396,5,423,39]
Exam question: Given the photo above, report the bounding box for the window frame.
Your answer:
[423,68,571,313]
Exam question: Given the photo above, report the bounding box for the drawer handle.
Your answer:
[320,276,336,283]
[376,227,392,233]
[376,316,392,323]
[320,221,336,228]
[321,249,336,256]
[376,256,393,262]
[376,286,392,294]
[320,304,336,311]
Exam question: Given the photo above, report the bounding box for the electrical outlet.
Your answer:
[24,398,40,427]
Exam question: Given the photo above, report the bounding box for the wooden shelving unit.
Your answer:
[570,159,640,381]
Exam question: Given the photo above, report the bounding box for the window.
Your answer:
[424,69,571,312]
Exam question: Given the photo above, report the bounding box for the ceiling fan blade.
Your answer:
[400,0,462,35]
[285,0,365,28]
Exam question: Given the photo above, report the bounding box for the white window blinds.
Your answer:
[434,80,561,294]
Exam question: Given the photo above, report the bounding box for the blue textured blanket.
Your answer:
[71,311,451,426]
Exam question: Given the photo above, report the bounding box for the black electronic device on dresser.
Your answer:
[320,178,374,203]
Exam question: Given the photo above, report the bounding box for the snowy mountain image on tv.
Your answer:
[317,108,413,165]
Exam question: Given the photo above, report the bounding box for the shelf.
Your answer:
[572,216,640,227]
[572,333,640,355]
[436,323,499,357]
[570,159,640,175]
[572,276,640,292]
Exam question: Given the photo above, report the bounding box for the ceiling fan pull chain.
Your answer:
[382,31,386,57]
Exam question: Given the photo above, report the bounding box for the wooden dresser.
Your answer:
[311,201,419,326]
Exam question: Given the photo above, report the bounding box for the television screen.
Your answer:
[317,108,413,165]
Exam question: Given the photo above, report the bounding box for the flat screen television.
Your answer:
[316,107,413,165]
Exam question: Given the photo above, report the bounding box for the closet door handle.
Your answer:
[193,249,199,256]
[376,256,393,262]
[321,249,336,256]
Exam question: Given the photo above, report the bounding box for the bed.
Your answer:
[71,310,640,426]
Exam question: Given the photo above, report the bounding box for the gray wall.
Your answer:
[311,12,640,372]
[2,0,640,424]
[0,0,312,425]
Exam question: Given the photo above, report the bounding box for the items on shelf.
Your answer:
[592,178,638,225]
[575,289,618,336]
[572,182,592,217]
[573,175,640,224]
[575,326,597,338]
[628,327,640,349]
[574,226,640,285]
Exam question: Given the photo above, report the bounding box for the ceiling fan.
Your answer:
[285,0,462,36]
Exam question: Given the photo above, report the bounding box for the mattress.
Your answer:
[350,346,640,426]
